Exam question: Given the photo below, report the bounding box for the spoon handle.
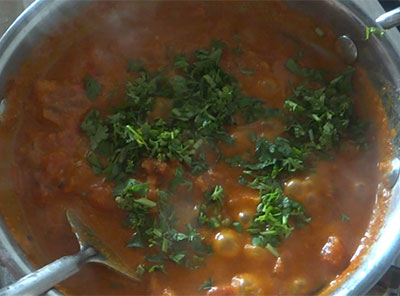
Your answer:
[376,7,400,30]
[0,247,96,296]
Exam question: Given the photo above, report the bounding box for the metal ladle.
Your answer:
[335,7,400,64]
[0,210,138,296]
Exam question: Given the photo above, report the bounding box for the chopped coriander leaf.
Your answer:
[86,151,103,175]
[248,187,310,247]
[148,264,166,273]
[169,252,186,264]
[114,178,149,196]
[136,264,146,277]
[232,46,244,55]
[315,27,324,37]
[237,62,254,76]
[145,253,166,264]
[198,207,222,229]
[127,58,144,72]
[198,278,214,291]
[266,243,279,257]
[204,185,224,205]
[284,66,367,150]
[107,87,118,100]
[116,180,212,272]
[126,233,145,248]
[169,166,193,191]
[82,40,273,182]
[232,34,241,42]
[365,26,386,40]
[81,110,108,151]
[198,185,225,229]
[285,58,326,81]
[341,212,351,222]
[84,75,102,101]
[232,222,243,233]
[226,155,243,167]
[240,137,306,180]
[239,68,254,76]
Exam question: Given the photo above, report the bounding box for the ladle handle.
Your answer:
[0,247,96,296]
[376,7,400,30]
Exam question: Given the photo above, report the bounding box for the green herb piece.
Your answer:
[86,151,103,175]
[237,62,254,76]
[232,222,243,233]
[365,26,386,40]
[169,252,186,264]
[239,68,254,76]
[84,75,102,101]
[341,212,351,222]
[114,179,154,230]
[315,27,325,37]
[240,137,305,180]
[127,232,146,248]
[169,166,193,191]
[248,187,310,247]
[81,110,108,151]
[204,185,224,205]
[136,264,146,277]
[198,278,214,291]
[285,58,326,81]
[145,253,166,264]
[127,58,144,72]
[198,185,225,229]
[148,264,166,273]
[284,66,366,150]
[114,178,149,196]
[107,87,118,101]
[82,40,273,182]
[232,34,241,42]
[232,46,244,55]
[266,243,279,257]
[118,181,212,273]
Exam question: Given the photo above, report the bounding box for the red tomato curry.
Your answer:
[0,1,393,295]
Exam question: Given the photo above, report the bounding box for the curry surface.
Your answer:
[1,1,392,295]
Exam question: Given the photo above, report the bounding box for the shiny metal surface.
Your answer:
[335,35,358,64]
[1,0,400,295]
[376,7,400,29]
[0,1,34,36]
[0,247,96,296]
[0,209,137,296]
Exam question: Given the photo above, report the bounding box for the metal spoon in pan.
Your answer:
[0,210,138,296]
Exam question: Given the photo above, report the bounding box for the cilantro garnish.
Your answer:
[237,59,367,249]
[248,187,310,247]
[341,212,351,222]
[198,185,225,229]
[285,58,326,81]
[80,40,369,277]
[232,221,243,233]
[284,66,366,151]
[169,165,193,191]
[315,27,325,37]
[365,26,386,40]
[118,178,212,275]
[198,278,214,291]
[81,40,271,180]
[84,75,102,101]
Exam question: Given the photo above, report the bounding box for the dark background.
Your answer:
[380,0,400,11]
